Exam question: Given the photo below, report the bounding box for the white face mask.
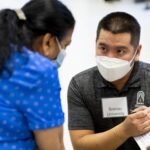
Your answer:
[96,51,137,82]
[53,38,66,68]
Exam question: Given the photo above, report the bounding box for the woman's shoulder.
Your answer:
[7,47,59,89]
[23,47,57,74]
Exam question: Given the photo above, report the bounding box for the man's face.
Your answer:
[96,29,140,62]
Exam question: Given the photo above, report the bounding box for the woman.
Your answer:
[0,0,75,149]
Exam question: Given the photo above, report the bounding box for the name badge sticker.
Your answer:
[102,97,128,118]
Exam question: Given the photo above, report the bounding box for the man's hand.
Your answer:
[121,106,150,138]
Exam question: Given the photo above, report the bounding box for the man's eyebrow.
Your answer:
[98,42,128,48]
[98,42,108,47]
[114,46,128,49]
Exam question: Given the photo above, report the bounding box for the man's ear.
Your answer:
[135,44,142,61]
[42,33,55,57]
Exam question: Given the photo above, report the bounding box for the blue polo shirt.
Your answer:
[0,47,64,149]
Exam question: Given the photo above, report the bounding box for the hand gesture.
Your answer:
[121,106,150,138]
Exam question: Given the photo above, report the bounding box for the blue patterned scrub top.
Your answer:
[0,47,64,150]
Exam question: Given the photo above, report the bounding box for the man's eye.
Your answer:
[99,46,107,52]
[117,49,125,55]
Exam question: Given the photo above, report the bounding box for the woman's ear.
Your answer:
[32,33,58,59]
[42,33,55,57]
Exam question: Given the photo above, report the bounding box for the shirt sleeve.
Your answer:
[67,77,94,130]
[16,65,64,130]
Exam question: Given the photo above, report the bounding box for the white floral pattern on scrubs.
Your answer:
[0,47,64,150]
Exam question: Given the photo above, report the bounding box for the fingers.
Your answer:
[142,116,150,131]
[136,119,150,133]
[125,107,150,136]
[130,110,146,119]
[131,106,147,113]
[131,107,150,119]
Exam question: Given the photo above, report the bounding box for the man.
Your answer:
[68,12,150,150]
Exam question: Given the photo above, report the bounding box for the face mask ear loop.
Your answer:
[56,37,62,52]
[130,48,138,67]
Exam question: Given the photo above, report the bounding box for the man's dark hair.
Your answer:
[96,12,140,48]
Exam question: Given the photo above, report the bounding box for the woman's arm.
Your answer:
[34,126,65,150]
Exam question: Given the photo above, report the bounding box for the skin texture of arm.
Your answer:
[33,126,65,150]
[70,106,150,150]
[70,124,128,150]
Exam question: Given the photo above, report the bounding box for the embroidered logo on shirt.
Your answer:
[135,91,145,108]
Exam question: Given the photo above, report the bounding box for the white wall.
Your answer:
[0,0,28,9]
[1,0,150,150]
